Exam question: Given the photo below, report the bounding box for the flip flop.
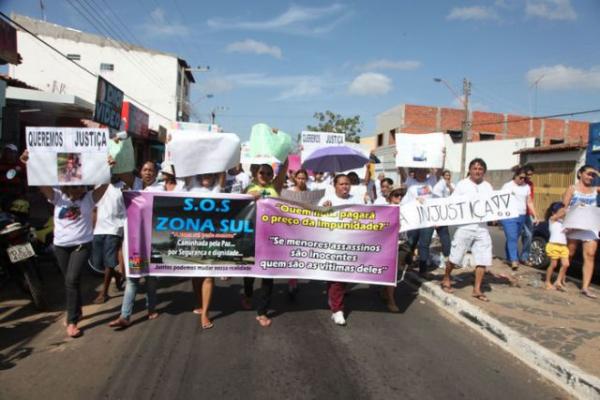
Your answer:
[148,312,159,320]
[108,317,131,328]
[581,289,598,299]
[201,321,214,330]
[441,283,454,294]
[67,325,82,338]
[472,293,490,302]
[192,308,203,315]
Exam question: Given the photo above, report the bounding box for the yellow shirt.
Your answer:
[246,182,279,198]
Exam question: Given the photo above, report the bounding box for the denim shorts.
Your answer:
[92,234,121,270]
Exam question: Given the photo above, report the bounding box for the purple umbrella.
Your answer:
[302,145,369,173]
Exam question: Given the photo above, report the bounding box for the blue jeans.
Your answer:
[408,227,435,273]
[121,276,158,320]
[520,216,533,263]
[436,226,451,257]
[501,215,526,262]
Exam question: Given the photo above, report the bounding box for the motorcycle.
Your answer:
[0,211,47,310]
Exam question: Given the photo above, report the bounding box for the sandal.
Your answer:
[67,324,82,338]
[201,319,214,330]
[108,317,131,328]
[441,283,454,293]
[148,312,159,320]
[555,285,567,292]
[581,289,598,299]
[472,293,490,302]
[192,308,203,315]
[256,315,272,327]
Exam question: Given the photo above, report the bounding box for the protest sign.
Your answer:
[124,191,256,277]
[108,137,135,174]
[280,189,326,205]
[399,190,518,232]
[395,132,445,168]
[25,127,110,186]
[564,206,600,235]
[255,198,399,286]
[240,141,279,165]
[94,77,124,130]
[300,131,345,163]
[166,130,240,177]
[249,123,293,162]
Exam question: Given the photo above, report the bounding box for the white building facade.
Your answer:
[8,14,194,131]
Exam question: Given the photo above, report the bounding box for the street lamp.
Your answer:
[434,77,471,178]
[211,106,229,124]
[178,65,210,121]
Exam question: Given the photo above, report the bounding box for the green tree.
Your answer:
[305,111,363,143]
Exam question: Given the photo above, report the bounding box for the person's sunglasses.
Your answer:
[390,192,404,198]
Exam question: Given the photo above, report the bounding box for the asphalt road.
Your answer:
[0,268,570,400]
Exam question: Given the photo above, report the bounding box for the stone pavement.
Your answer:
[406,257,600,399]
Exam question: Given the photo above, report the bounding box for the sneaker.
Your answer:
[331,311,346,326]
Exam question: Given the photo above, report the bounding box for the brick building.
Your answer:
[374,103,589,149]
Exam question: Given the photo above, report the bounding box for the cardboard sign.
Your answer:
[94,77,124,130]
[399,190,518,232]
[167,130,240,177]
[108,137,135,174]
[300,131,345,163]
[395,132,445,168]
[249,123,293,162]
[26,127,110,185]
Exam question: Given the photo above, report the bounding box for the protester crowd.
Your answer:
[9,135,600,338]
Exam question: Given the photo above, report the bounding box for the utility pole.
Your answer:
[460,78,471,179]
[178,65,209,122]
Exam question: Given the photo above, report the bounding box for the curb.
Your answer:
[404,272,600,400]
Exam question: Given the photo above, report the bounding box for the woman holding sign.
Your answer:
[562,165,600,298]
[500,167,538,271]
[244,160,288,327]
[186,172,226,329]
[319,174,363,326]
[20,150,110,338]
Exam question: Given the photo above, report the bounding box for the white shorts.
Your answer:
[567,229,599,242]
[449,227,492,267]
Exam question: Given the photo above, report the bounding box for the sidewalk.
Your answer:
[406,258,600,399]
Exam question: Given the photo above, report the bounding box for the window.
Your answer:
[447,130,463,143]
[389,129,396,145]
[66,54,81,61]
[377,133,384,147]
[550,139,565,145]
[100,63,114,71]
[479,133,495,141]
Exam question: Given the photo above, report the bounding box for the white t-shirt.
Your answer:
[452,178,494,230]
[350,185,368,204]
[501,180,531,216]
[401,179,435,205]
[309,180,330,191]
[52,189,95,247]
[549,220,567,245]
[145,180,186,192]
[405,175,437,189]
[94,182,126,236]
[319,193,361,207]
[432,179,454,198]
[373,196,388,205]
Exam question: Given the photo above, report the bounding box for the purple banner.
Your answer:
[124,191,256,277]
[255,199,400,286]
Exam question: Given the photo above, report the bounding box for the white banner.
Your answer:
[26,127,110,186]
[300,131,345,163]
[395,132,445,168]
[399,190,518,232]
[167,130,240,177]
[564,205,600,234]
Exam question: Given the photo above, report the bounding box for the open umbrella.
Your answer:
[302,145,369,173]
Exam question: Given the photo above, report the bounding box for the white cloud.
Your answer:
[348,73,392,96]
[143,8,189,36]
[225,39,282,59]
[201,73,327,100]
[451,96,490,112]
[526,0,576,21]
[446,6,499,21]
[360,59,421,71]
[207,4,351,35]
[527,65,600,90]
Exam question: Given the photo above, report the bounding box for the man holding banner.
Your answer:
[441,158,494,302]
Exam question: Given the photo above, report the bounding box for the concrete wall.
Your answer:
[9,30,179,130]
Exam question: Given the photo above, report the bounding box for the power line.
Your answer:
[471,108,600,128]
[0,11,172,121]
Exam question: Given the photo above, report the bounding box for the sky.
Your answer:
[2,0,600,140]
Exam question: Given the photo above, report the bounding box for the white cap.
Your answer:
[160,160,175,176]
